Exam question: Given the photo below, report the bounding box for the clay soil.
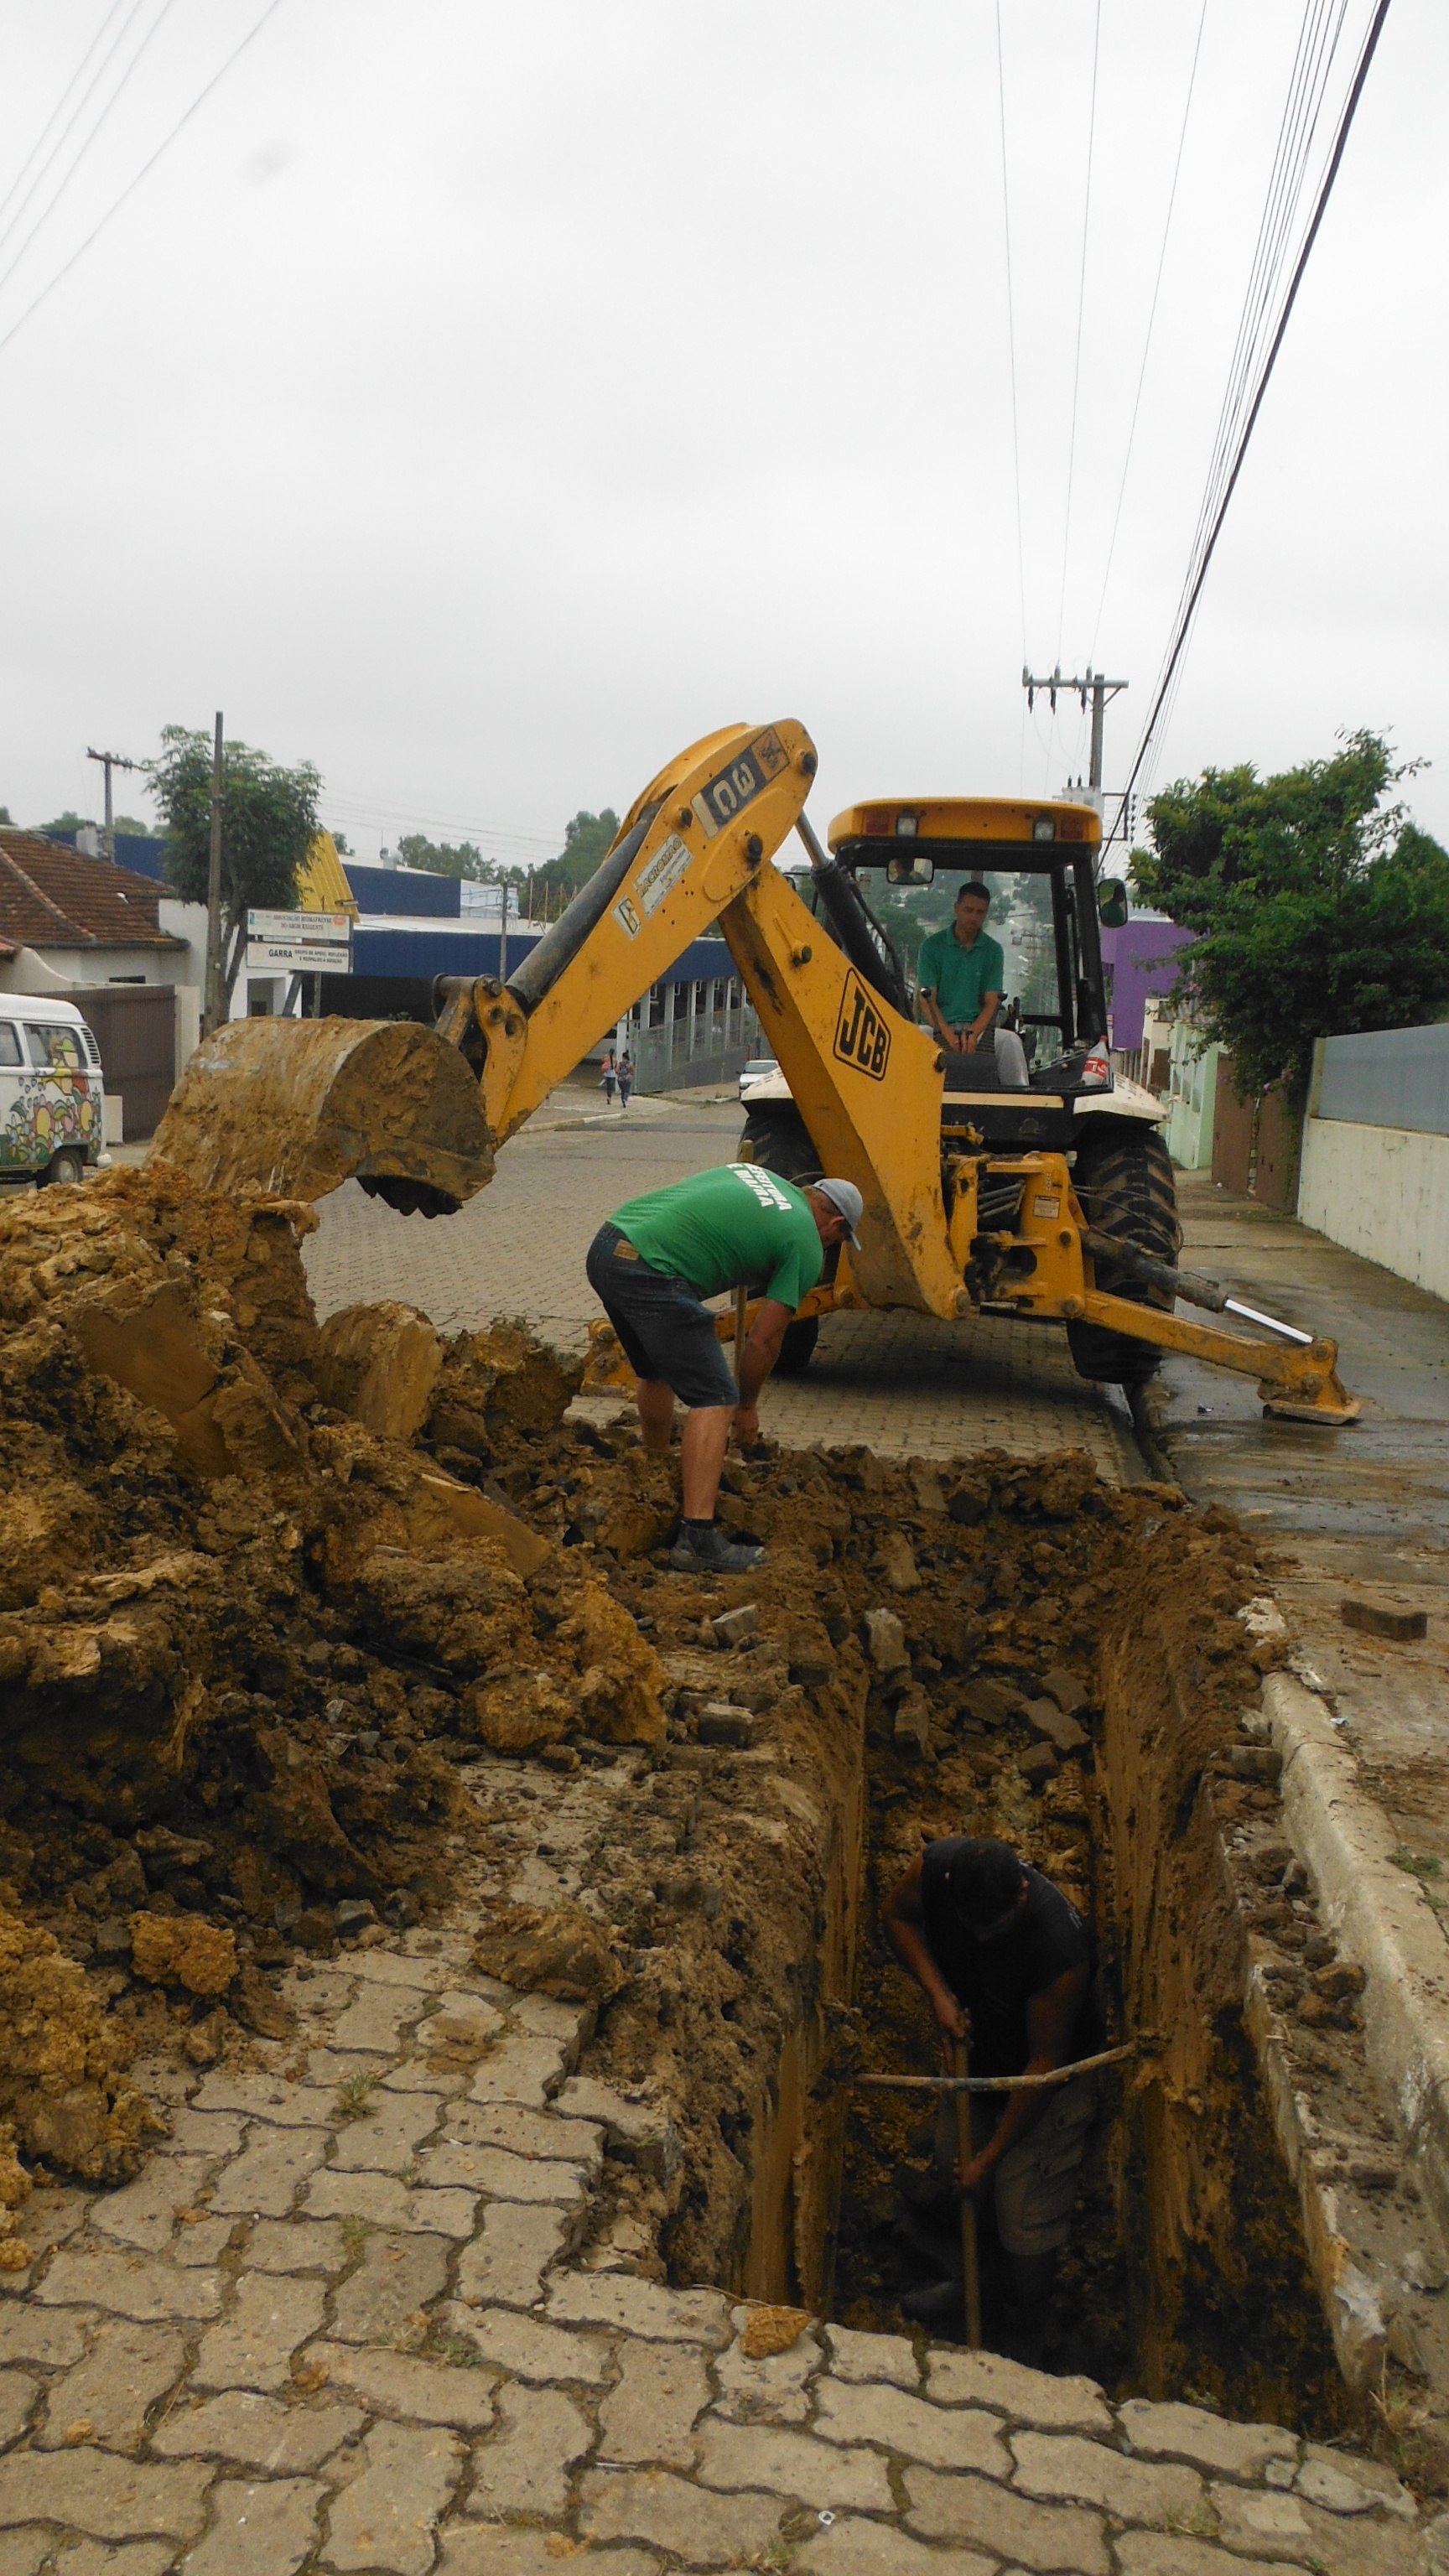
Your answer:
[0,1165,1353,2425]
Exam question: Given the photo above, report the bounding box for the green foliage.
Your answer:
[149,726,321,1005]
[1133,731,1449,1100]
[39,810,92,836]
[532,808,621,907]
[0,806,12,825]
[397,833,488,881]
[114,814,151,837]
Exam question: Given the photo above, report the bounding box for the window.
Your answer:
[25,1024,83,1070]
[0,1023,21,1067]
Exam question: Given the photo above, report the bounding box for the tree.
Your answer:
[115,814,152,838]
[331,830,354,856]
[531,809,621,908]
[1132,730,1449,1101]
[396,833,487,880]
[149,726,321,1010]
[39,810,92,836]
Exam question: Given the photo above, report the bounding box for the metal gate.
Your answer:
[65,985,177,1140]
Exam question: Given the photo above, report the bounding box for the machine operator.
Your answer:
[917,882,1030,1089]
[883,1834,1101,2354]
[586,1162,863,1575]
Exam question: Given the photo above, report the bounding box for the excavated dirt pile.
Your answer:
[0,1163,1358,2428]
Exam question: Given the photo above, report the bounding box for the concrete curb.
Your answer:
[1265,1666,1449,2243]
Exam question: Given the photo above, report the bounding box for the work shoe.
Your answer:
[900,2279,966,2329]
[668,1524,766,1575]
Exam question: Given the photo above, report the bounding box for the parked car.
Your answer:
[0,994,107,1187]
[738,1057,778,1103]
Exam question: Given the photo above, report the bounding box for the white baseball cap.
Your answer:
[814,1177,864,1246]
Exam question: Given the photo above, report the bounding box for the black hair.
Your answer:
[945,1837,1024,1924]
[956,880,991,906]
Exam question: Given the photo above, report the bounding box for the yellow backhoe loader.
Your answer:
[150,719,1358,1426]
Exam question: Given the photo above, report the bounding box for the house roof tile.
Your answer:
[0,831,185,951]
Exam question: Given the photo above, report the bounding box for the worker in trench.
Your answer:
[585,1163,863,1575]
[883,1835,1104,2358]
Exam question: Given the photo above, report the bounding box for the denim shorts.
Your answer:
[585,1223,738,1410]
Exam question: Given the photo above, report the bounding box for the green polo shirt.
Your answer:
[611,1163,823,1309]
[917,925,1005,1028]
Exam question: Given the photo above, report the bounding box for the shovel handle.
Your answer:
[953,2038,983,2348]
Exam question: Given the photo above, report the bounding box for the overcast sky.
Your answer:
[2,0,1443,867]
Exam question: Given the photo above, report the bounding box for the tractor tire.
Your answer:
[775,1318,819,1376]
[1067,1123,1181,1386]
[738,1106,822,1187]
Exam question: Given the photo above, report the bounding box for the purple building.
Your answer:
[1099,913,1192,1052]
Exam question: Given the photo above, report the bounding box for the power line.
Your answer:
[1056,0,1103,659]
[0,0,289,363]
[0,0,179,303]
[0,0,133,233]
[1088,0,1209,662]
[1114,0,1394,839]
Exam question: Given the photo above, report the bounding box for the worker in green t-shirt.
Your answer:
[585,1162,864,1572]
[917,882,1028,1088]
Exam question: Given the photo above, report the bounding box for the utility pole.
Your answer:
[1021,666,1128,814]
[203,713,225,1039]
[498,877,510,983]
[86,745,141,863]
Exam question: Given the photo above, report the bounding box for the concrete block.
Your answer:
[153,2388,362,2471]
[455,2201,572,2309]
[1011,2429,1203,2525]
[36,2322,185,2454]
[36,2250,221,2323]
[598,2335,709,2468]
[179,2474,323,2576]
[579,2465,783,2566]
[323,2418,460,2575]
[0,2448,212,2542]
[305,2342,496,2430]
[816,2376,1009,2475]
[906,2463,1110,2573]
[695,2418,892,2511]
[466,2381,591,2520]
[193,2274,325,2393]
[1119,2398,1297,2481]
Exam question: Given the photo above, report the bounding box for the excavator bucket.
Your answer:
[148,1016,496,1214]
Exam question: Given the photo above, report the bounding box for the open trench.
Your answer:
[0,1166,1440,2486]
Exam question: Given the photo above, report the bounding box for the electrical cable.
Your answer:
[0,0,158,260]
[0,0,289,362]
[0,0,133,231]
[0,0,179,299]
[1056,0,1103,658]
[1088,0,1208,662]
[1112,0,1394,839]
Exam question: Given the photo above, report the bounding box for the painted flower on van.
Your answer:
[1,1073,96,1171]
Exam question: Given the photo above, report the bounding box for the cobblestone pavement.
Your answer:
[302,1109,1137,1477]
[0,1914,1435,2573]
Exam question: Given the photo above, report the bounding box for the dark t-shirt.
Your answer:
[919,1841,1102,2077]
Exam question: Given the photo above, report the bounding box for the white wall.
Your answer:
[1298,1117,1449,1304]
[1164,1028,1220,1170]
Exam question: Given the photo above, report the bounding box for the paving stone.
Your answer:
[598,2336,709,2469]
[447,2303,610,2386]
[0,2308,91,2369]
[191,2075,336,2129]
[305,2342,497,2429]
[794,2517,1000,2575]
[439,2529,659,2575]
[90,2159,216,2255]
[322,2418,460,2576]
[36,2252,221,2324]
[304,2170,477,2236]
[926,2345,1113,2433]
[346,1950,444,1990]
[153,2389,363,2472]
[508,1992,593,2049]
[194,2274,327,2392]
[327,2094,441,2174]
[695,2418,892,2511]
[0,2532,47,2575]
[906,2463,1110,2573]
[466,2039,567,2110]
[713,2314,821,2425]
[304,2050,388,2090]
[0,2449,212,2542]
[547,2273,731,2346]
[30,2545,177,2576]
[1298,2444,1416,2518]
[330,2232,451,2343]
[247,2220,347,2275]
[1012,2429,1202,2526]
[171,2218,234,2270]
[823,2323,919,2391]
[816,2376,1009,2475]
[455,2202,572,2309]
[36,2323,185,2454]
[1209,2481,1429,2575]
[412,2141,589,2205]
[157,2113,246,2158]
[1114,2540,1287,2576]
[179,2474,323,2576]
[465,2381,591,2519]
[553,2076,675,2172]
[379,2061,470,2099]
[579,2465,783,2566]
[332,1986,429,2055]
[1117,2398,1298,2482]
[445,2102,602,2168]
[209,2127,330,2220]
[0,2372,36,2449]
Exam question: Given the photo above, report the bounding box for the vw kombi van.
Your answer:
[0,995,107,1187]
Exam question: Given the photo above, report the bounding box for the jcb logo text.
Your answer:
[833,973,891,1082]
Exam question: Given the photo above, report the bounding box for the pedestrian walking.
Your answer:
[599,1052,618,1107]
[617,1051,635,1109]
